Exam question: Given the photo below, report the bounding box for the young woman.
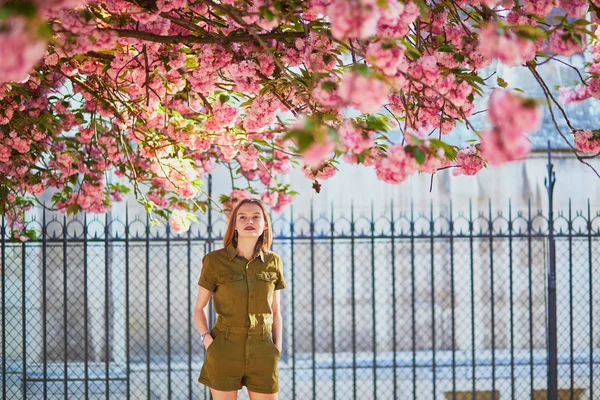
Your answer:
[194,198,287,400]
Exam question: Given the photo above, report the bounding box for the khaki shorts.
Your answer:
[198,323,281,394]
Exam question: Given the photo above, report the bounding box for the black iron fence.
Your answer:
[2,151,600,400]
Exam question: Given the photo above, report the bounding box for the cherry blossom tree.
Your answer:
[1,0,600,239]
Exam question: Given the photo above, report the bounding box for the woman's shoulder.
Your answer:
[203,247,229,262]
[265,250,282,264]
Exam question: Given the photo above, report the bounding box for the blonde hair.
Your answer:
[223,198,273,255]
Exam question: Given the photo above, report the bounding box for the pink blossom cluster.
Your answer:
[338,119,375,155]
[478,23,537,67]
[169,209,192,234]
[260,190,293,212]
[302,164,338,181]
[558,84,591,104]
[338,71,389,114]
[374,143,419,184]
[480,89,542,165]
[549,29,585,56]
[311,0,418,40]
[150,158,201,199]
[453,146,486,176]
[0,17,48,84]
[574,130,600,153]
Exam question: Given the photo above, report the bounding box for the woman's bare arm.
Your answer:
[271,289,283,353]
[194,286,214,348]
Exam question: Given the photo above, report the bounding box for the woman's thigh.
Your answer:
[210,388,238,400]
[247,390,277,400]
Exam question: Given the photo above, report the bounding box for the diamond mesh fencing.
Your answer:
[1,201,599,400]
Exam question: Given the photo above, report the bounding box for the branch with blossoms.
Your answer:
[2,0,600,240]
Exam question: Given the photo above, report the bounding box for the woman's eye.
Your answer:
[239,216,246,220]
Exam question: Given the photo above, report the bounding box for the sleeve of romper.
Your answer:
[198,254,217,292]
[274,253,287,290]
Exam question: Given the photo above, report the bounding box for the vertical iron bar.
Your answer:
[42,206,48,399]
[310,200,316,400]
[489,200,496,396]
[125,204,131,400]
[449,201,456,400]
[469,200,476,398]
[545,143,558,400]
[330,203,337,400]
[22,226,27,400]
[410,201,416,400]
[290,204,296,400]
[351,201,357,400]
[371,201,377,400]
[430,201,437,400]
[166,221,172,399]
[62,215,68,400]
[1,213,5,400]
[528,200,534,398]
[84,213,89,399]
[186,219,192,400]
[509,201,515,400]
[391,201,397,400]
[145,212,151,399]
[588,199,593,399]
[104,212,110,399]
[568,199,574,399]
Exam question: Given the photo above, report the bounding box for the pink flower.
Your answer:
[374,144,419,184]
[147,192,169,208]
[478,23,536,66]
[156,0,187,13]
[558,84,591,103]
[574,129,600,153]
[169,209,192,234]
[272,192,293,213]
[487,89,542,137]
[523,0,555,16]
[549,29,585,56]
[480,127,532,165]
[453,146,486,176]
[559,0,588,17]
[337,71,389,114]
[338,119,375,154]
[365,41,408,76]
[260,191,279,207]
[302,136,335,169]
[325,0,381,40]
[0,17,48,84]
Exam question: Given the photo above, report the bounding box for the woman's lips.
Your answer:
[244,227,255,230]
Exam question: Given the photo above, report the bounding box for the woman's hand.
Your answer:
[203,335,214,350]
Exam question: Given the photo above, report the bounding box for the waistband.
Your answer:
[214,318,273,339]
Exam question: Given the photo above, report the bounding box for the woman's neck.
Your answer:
[236,239,257,260]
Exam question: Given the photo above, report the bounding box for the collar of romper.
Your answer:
[226,242,266,262]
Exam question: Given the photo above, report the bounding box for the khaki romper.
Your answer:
[197,243,287,394]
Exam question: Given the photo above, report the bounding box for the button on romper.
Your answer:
[197,243,287,394]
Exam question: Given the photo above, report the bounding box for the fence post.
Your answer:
[545,141,558,400]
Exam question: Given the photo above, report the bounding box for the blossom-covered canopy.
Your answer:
[1,0,600,239]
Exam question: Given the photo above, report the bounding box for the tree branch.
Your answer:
[107,29,307,44]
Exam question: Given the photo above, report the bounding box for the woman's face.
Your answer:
[235,202,267,240]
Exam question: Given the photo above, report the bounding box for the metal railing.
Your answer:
[1,148,600,400]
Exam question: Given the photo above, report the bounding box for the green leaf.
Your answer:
[353,63,371,76]
[497,77,508,88]
[411,147,426,164]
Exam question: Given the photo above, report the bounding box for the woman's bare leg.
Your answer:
[210,388,238,400]
[247,390,277,400]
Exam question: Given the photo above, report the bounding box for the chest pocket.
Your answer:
[254,271,277,313]
[217,273,246,300]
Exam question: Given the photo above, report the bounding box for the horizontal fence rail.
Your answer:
[1,196,599,400]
